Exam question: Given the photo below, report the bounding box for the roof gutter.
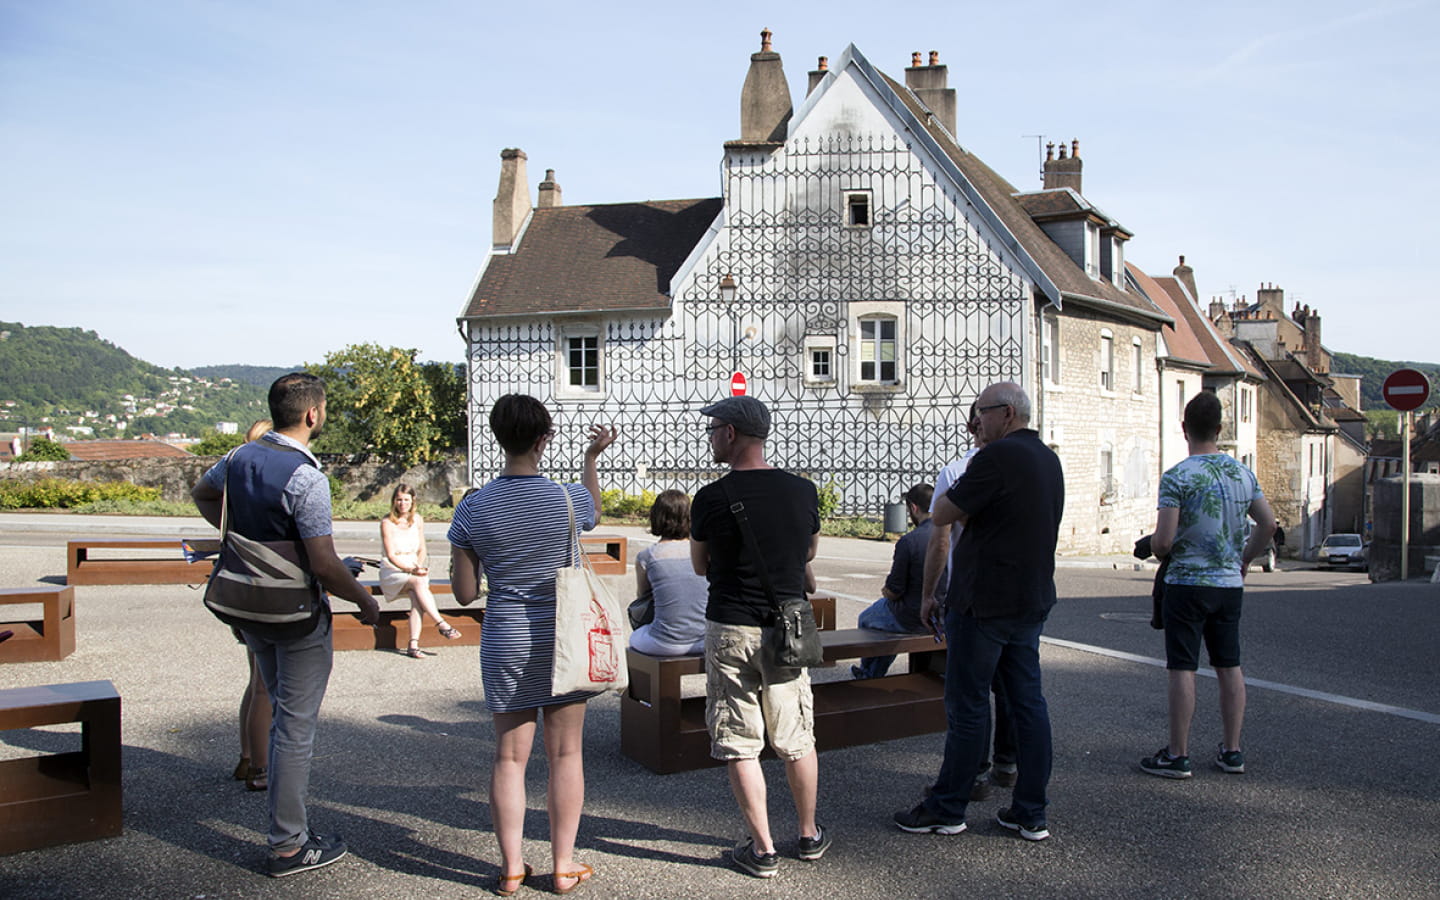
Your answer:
[1061,291,1173,328]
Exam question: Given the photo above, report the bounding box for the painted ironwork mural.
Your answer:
[467,132,1030,515]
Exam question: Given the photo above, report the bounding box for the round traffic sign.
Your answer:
[730,372,747,396]
[1382,368,1431,411]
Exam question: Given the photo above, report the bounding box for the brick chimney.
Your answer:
[537,168,562,209]
[492,148,530,250]
[807,56,828,96]
[1042,139,1083,193]
[904,51,956,135]
[1173,254,1197,302]
[738,29,792,143]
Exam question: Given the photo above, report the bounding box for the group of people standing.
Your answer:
[193,372,1270,889]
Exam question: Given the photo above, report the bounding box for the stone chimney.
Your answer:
[807,56,828,96]
[1042,139,1083,193]
[492,148,530,250]
[1304,306,1324,372]
[537,168,562,209]
[1256,282,1285,318]
[1173,254,1198,302]
[904,51,956,135]
[738,29,792,143]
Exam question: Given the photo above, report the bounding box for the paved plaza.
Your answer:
[0,513,1436,899]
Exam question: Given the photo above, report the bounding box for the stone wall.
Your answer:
[1369,473,1440,581]
[2,452,471,506]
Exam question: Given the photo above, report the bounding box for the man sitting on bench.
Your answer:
[853,483,939,679]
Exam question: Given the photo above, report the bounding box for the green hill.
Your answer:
[0,322,267,439]
[1330,352,1439,411]
[191,365,298,387]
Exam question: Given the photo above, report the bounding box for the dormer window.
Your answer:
[845,190,872,228]
[1086,223,1101,278]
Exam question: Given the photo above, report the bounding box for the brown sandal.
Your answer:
[495,862,532,896]
[245,766,268,791]
[438,623,462,640]
[552,863,592,895]
[406,640,429,659]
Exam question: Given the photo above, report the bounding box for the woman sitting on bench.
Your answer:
[379,483,460,658]
[630,489,708,657]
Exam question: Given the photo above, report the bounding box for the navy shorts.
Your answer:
[1162,583,1243,671]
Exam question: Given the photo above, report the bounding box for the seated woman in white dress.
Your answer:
[379,483,460,658]
[630,489,708,656]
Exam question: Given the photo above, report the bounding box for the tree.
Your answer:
[421,361,467,452]
[305,344,445,466]
[191,430,247,456]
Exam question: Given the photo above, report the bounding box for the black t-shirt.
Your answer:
[946,429,1064,620]
[884,518,934,632]
[691,469,820,627]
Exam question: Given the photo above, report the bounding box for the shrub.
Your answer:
[813,478,842,519]
[0,478,161,509]
[600,489,657,520]
[191,430,246,456]
[15,437,70,462]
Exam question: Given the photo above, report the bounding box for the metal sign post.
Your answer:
[1382,369,1432,579]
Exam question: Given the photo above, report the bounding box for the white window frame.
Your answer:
[556,324,604,398]
[1111,237,1125,288]
[803,335,838,386]
[1240,386,1253,423]
[1042,313,1061,387]
[844,189,873,229]
[850,302,904,388]
[1132,337,1144,394]
[1099,330,1115,393]
[1086,223,1101,278]
[1100,444,1116,502]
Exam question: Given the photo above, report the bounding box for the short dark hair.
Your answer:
[489,394,552,455]
[268,373,326,430]
[905,483,934,510]
[1183,391,1223,442]
[648,489,691,540]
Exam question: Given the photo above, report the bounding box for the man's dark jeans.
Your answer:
[926,608,1052,825]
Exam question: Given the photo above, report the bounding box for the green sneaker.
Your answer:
[1140,748,1193,779]
[1215,743,1245,774]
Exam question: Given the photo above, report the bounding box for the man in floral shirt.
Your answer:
[1141,391,1275,779]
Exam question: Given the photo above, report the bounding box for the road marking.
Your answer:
[1042,637,1440,725]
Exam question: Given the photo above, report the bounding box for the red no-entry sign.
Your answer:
[730,372,748,396]
[1382,368,1431,411]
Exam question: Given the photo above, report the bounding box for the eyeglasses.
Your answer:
[977,403,1010,414]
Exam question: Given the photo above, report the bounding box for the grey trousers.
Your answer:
[242,612,333,854]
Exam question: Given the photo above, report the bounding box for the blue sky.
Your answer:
[3,0,1436,371]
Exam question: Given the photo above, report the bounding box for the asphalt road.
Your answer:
[0,514,1436,899]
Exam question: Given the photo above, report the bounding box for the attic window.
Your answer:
[845,191,872,228]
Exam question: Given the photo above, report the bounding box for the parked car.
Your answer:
[1319,533,1367,570]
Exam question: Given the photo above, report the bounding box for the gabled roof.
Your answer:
[869,62,1167,326]
[461,199,723,319]
[1150,275,1264,379]
[63,439,193,461]
[1014,188,1133,238]
[1126,264,1209,367]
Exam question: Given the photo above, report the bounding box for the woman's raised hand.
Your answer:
[584,424,618,458]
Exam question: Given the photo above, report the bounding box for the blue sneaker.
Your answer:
[267,831,347,878]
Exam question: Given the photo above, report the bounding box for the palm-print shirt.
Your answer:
[1159,453,1264,588]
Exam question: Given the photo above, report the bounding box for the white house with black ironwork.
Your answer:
[458,34,1176,554]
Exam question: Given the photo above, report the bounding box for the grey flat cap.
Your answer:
[700,396,771,438]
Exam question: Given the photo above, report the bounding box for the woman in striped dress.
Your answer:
[448,394,617,896]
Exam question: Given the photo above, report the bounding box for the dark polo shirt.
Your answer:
[945,428,1064,620]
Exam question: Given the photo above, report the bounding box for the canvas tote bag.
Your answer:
[552,486,630,694]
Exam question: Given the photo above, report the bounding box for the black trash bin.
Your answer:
[883,502,908,534]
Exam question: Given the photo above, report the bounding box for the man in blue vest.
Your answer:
[192,373,380,877]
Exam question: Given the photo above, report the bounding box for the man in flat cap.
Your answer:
[689,396,828,878]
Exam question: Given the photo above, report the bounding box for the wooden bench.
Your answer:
[0,587,76,663]
[66,538,219,586]
[581,534,628,575]
[332,600,484,652]
[0,680,122,855]
[620,597,953,775]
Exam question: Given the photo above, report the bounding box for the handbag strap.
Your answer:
[559,483,582,569]
[718,476,782,613]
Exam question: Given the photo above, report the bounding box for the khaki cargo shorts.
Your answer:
[705,621,815,761]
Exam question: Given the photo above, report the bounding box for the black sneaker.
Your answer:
[992,763,1018,788]
[995,807,1050,841]
[893,802,966,835]
[267,831,348,878]
[731,838,779,878]
[797,824,832,861]
[1139,748,1193,779]
[1215,743,1245,774]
